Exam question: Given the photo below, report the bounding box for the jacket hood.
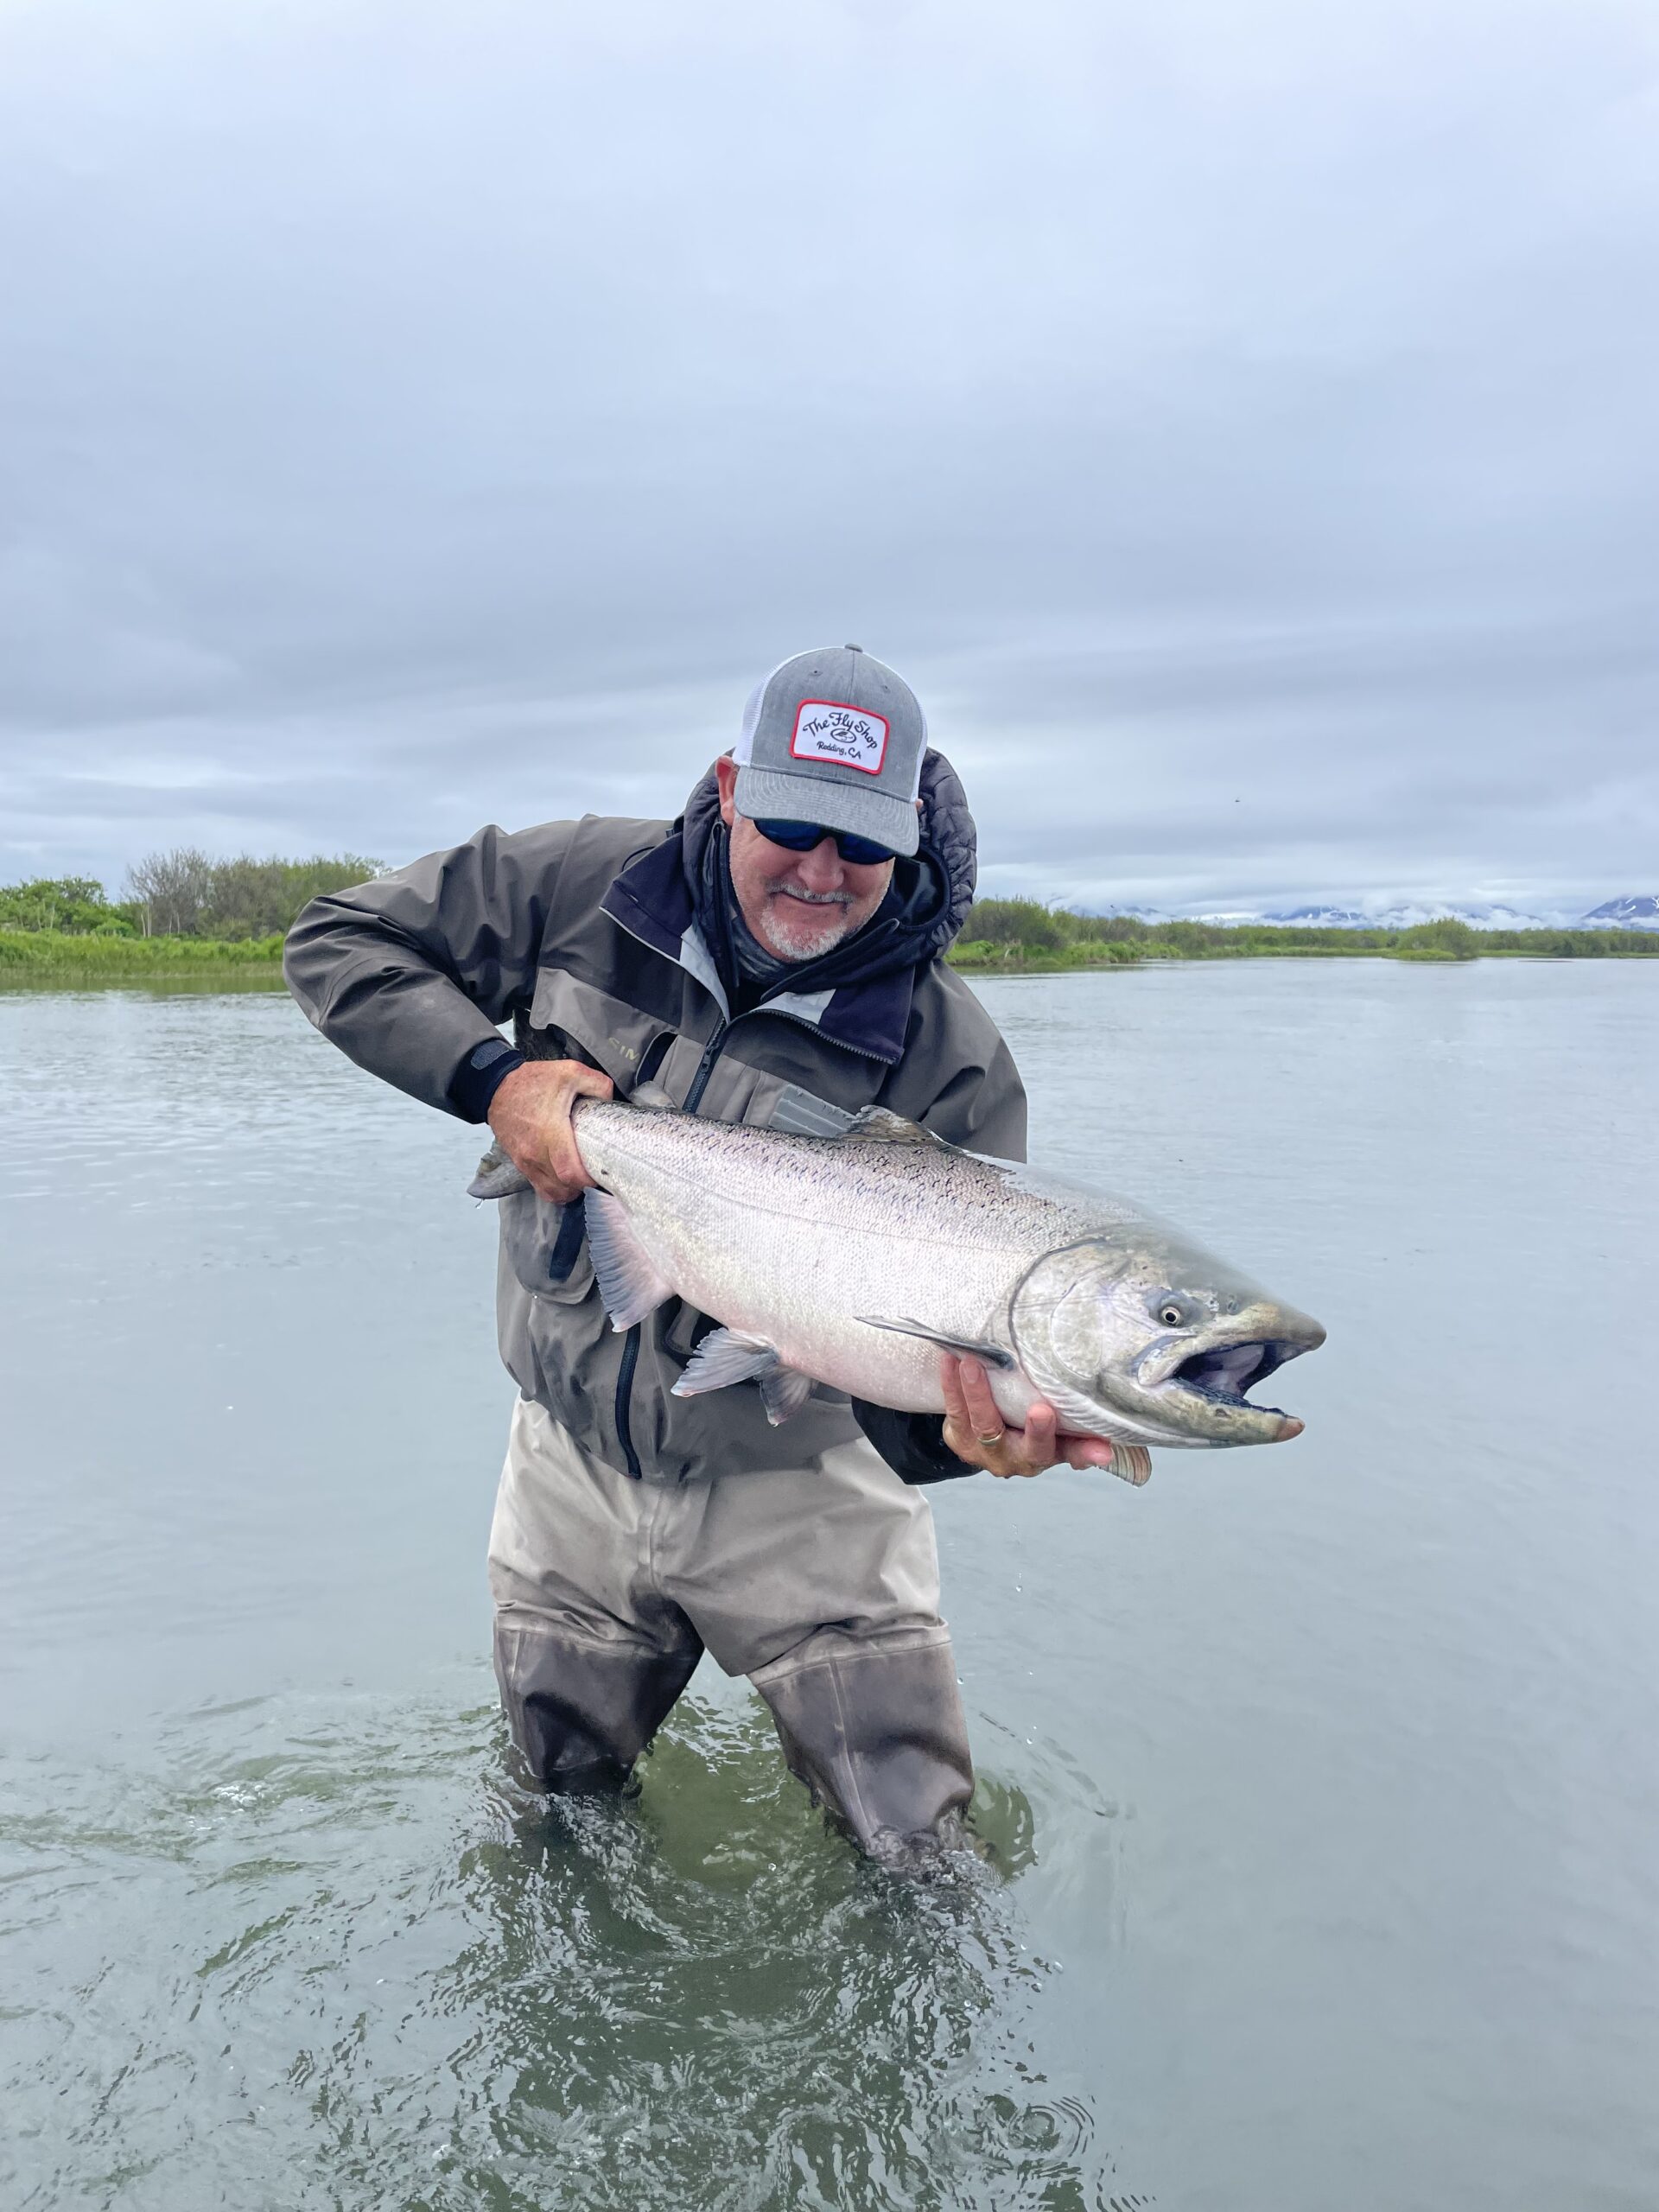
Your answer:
[601,748,981,1066]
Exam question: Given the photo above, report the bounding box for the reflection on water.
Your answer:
[0,1686,1139,2212]
[0,973,290,996]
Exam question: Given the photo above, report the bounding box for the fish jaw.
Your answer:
[1013,1237,1326,1450]
[1131,1305,1325,1445]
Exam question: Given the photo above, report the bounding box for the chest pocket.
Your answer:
[523,968,677,1091]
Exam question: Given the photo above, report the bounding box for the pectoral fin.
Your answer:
[582,1190,673,1329]
[856,1315,1015,1370]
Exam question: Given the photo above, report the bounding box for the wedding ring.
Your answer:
[976,1429,1005,1447]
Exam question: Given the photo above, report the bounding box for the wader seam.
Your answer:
[754,1622,952,1686]
[642,1478,667,1612]
[497,1610,693,1662]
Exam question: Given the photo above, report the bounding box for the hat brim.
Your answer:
[732,764,920,858]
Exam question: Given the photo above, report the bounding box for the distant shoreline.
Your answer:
[948,940,1659,971]
[3,921,1656,988]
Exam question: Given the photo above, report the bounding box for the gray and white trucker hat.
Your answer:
[732,644,928,859]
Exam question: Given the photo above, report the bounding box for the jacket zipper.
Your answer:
[614,1014,729,1478]
[683,1018,730,1114]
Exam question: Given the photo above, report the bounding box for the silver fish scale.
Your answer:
[570,1101,1325,1452]
[573,1103,1137,1426]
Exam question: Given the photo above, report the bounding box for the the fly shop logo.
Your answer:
[790,699,890,775]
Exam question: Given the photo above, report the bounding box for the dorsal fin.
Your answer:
[628,1080,677,1113]
[841,1106,965,1154]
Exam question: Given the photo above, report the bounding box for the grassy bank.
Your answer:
[0,930,286,979]
[6,912,1656,987]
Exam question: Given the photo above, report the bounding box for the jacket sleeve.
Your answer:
[849,1401,975,1485]
[283,822,575,1119]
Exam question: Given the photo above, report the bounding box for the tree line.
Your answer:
[0,852,381,942]
[957,898,1659,961]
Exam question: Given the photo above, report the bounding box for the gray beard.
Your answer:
[728,887,854,980]
[760,891,855,963]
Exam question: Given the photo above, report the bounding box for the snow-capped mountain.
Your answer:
[1077,896,1656,931]
[1259,906,1372,927]
[1270,901,1558,931]
[1582,895,1659,929]
[1192,901,1560,930]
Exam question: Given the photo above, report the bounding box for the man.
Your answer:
[285,645,1113,1861]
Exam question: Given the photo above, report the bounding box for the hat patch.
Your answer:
[790,699,890,776]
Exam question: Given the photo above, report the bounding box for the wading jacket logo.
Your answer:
[789,699,890,775]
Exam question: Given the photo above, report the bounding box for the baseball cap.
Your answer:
[732,645,927,859]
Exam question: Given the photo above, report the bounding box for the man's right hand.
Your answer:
[486,1058,614,1205]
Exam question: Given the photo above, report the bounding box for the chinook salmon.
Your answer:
[472,1098,1325,1485]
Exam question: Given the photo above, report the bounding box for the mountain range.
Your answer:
[1090,897,1659,931]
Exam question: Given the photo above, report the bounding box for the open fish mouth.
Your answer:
[1168,1339,1300,1408]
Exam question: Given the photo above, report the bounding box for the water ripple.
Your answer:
[0,1689,1137,2211]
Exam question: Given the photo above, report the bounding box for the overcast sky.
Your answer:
[3,0,1655,916]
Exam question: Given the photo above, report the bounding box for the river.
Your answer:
[2,959,1655,2210]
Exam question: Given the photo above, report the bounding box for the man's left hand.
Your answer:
[939,1355,1117,1479]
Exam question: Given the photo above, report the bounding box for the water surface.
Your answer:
[3,962,1655,2209]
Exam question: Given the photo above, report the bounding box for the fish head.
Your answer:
[1009,1231,1325,1448]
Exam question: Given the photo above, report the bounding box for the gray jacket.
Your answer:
[284,753,1026,1484]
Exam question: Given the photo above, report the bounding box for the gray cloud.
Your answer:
[2,0,1655,915]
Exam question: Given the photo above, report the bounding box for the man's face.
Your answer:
[715,756,896,963]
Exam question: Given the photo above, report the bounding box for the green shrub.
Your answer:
[1394,918,1478,960]
[961,898,1070,950]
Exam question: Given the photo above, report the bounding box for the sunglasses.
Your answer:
[750,818,897,867]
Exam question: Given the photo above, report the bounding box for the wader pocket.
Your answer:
[499,1187,595,1305]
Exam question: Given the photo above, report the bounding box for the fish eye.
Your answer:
[1154,1296,1188,1329]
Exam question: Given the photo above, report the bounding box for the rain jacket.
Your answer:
[283,752,1027,1485]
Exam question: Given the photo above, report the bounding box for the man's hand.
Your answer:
[486,1058,614,1205]
[939,1354,1117,1480]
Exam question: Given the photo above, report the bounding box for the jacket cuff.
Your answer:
[448,1038,526,1124]
[850,1401,976,1486]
